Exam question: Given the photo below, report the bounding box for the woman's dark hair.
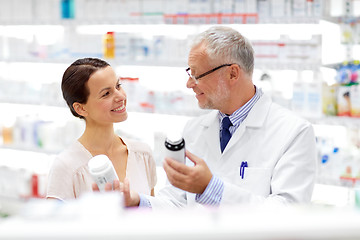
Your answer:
[61,58,110,119]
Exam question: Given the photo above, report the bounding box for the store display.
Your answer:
[350,84,360,116]
[317,137,360,186]
[292,77,322,118]
[0,114,84,153]
[337,85,352,116]
[252,35,321,69]
[61,0,75,19]
[0,149,50,209]
[322,61,360,117]
[322,83,337,116]
[103,31,115,59]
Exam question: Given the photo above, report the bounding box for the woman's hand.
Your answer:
[120,178,140,207]
[92,178,140,207]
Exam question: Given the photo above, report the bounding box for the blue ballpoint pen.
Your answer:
[240,161,248,179]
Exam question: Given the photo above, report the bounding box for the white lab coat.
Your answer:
[149,94,316,209]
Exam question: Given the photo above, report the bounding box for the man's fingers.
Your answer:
[165,157,189,175]
[163,159,189,187]
[185,150,200,165]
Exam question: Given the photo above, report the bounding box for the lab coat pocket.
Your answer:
[234,167,272,196]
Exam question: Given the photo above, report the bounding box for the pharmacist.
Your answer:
[104,26,317,208]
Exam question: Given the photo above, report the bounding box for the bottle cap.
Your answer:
[88,155,110,173]
[166,131,183,145]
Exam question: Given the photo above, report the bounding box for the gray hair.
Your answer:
[191,26,254,76]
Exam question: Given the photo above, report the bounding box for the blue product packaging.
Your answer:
[61,0,75,19]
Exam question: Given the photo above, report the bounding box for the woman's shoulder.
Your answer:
[123,138,152,156]
[54,141,92,170]
[57,141,88,157]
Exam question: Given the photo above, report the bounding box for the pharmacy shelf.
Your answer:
[323,62,346,69]
[323,60,360,70]
[255,62,321,71]
[0,145,61,155]
[258,16,320,24]
[322,16,360,24]
[308,115,360,128]
[0,105,198,155]
[0,17,165,26]
[0,100,204,117]
[0,195,27,216]
[0,99,66,109]
[0,58,188,68]
[0,15,323,26]
[0,59,321,71]
[1,113,358,155]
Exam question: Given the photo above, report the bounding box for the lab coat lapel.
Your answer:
[200,111,222,160]
[222,94,272,154]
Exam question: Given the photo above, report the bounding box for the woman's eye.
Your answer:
[116,83,122,89]
[102,91,110,97]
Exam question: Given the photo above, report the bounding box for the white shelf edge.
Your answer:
[0,59,321,71]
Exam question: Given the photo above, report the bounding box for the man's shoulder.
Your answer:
[269,101,311,128]
[186,110,218,126]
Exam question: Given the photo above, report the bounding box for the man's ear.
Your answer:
[229,64,241,84]
[73,102,88,117]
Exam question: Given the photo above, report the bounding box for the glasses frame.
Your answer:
[186,63,233,84]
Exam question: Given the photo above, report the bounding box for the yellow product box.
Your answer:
[322,83,337,116]
[350,84,360,117]
[337,85,351,116]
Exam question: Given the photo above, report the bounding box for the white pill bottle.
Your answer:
[88,154,119,191]
[164,132,186,164]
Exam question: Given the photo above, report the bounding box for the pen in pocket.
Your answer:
[240,161,248,179]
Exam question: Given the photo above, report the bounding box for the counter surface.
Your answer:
[0,195,360,240]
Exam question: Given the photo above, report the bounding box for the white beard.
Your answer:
[198,76,230,110]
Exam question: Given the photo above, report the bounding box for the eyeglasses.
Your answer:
[186,64,233,84]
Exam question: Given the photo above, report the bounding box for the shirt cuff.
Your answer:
[139,194,152,208]
[195,175,224,206]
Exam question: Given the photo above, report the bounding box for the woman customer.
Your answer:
[46,58,156,201]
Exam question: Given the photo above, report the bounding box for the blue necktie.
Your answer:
[220,117,232,153]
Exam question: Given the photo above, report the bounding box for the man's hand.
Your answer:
[163,150,212,194]
[92,178,140,207]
